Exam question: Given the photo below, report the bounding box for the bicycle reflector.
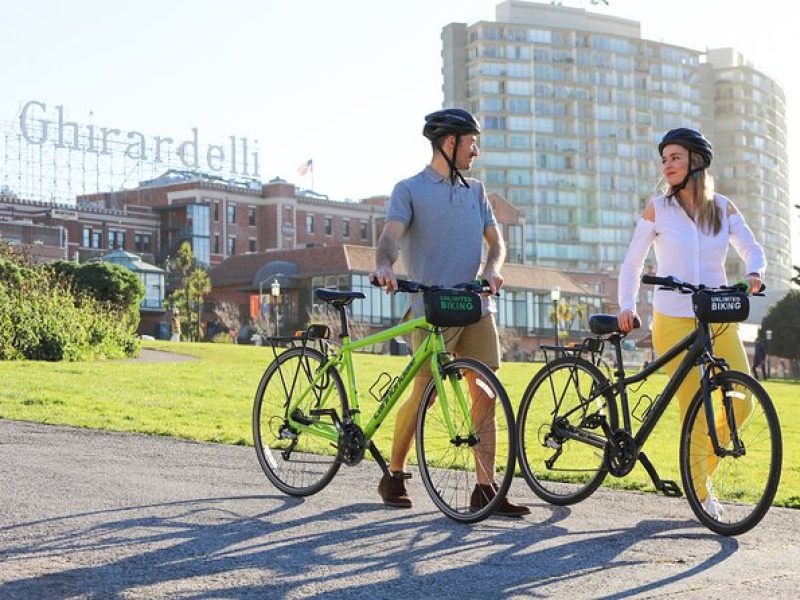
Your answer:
[423,288,482,327]
[692,290,749,323]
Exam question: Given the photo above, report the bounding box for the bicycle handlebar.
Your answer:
[641,274,766,295]
[370,277,495,295]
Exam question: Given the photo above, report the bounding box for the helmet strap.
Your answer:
[436,134,470,188]
[670,149,704,196]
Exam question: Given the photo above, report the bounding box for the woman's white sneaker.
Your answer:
[702,494,723,520]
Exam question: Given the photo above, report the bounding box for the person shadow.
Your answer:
[0,493,738,598]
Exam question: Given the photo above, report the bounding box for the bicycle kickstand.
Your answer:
[638,452,682,497]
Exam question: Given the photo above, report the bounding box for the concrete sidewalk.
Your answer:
[1,420,798,598]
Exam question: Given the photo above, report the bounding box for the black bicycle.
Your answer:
[517,275,782,536]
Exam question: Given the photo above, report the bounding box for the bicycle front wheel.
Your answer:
[416,358,516,523]
[252,346,345,496]
[517,356,617,505]
[680,370,782,536]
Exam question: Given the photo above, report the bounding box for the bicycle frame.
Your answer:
[605,319,733,454]
[279,315,476,447]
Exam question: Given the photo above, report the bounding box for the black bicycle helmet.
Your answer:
[658,128,713,195]
[658,127,713,167]
[423,108,481,140]
[423,108,481,188]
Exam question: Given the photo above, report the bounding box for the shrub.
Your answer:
[211,332,233,344]
[0,241,140,361]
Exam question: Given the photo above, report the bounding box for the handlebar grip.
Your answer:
[480,278,500,297]
[641,274,673,287]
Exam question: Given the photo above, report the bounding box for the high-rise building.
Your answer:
[442,0,791,294]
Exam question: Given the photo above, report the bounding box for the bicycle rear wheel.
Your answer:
[416,358,517,523]
[517,356,617,505]
[252,346,345,496]
[680,370,782,536]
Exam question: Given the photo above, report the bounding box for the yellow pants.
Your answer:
[652,311,753,500]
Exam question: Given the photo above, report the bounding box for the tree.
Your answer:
[306,304,368,344]
[760,290,800,375]
[214,301,243,343]
[498,327,521,360]
[51,260,144,328]
[166,242,211,341]
[250,313,275,342]
[791,265,800,287]
[549,299,586,340]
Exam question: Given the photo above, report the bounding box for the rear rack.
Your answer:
[539,336,605,365]
[264,324,332,361]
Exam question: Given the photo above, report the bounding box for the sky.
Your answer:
[1,0,798,262]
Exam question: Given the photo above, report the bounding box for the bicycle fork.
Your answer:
[700,363,746,458]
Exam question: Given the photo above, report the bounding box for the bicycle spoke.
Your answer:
[253,347,345,496]
[518,357,615,505]
[680,371,781,536]
[417,359,517,523]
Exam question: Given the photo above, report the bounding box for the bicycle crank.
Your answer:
[604,430,639,477]
[338,422,367,466]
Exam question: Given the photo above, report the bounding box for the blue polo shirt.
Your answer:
[385,165,498,316]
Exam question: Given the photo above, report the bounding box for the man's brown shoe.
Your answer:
[378,471,413,508]
[470,482,530,517]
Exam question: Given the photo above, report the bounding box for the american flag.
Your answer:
[297,159,313,176]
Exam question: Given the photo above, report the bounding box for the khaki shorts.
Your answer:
[410,313,501,380]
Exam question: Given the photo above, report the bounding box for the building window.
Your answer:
[360,222,368,241]
[227,236,236,256]
[214,201,219,222]
[306,214,314,234]
[342,219,350,238]
[82,227,90,247]
[109,230,126,250]
[248,238,256,253]
[248,206,256,226]
[214,234,220,254]
[92,231,101,248]
[324,216,333,236]
[134,233,152,253]
[227,202,236,224]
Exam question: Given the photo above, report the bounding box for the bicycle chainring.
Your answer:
[338,422,367,466]
[604,430,639,477]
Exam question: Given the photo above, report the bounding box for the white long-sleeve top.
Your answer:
[618,193,766,318]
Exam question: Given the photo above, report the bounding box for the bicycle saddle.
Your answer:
[314,288,366,306]
[588,314,625,335]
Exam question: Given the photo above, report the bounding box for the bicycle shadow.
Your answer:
[0,493,738,598]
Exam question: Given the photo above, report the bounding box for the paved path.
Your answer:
[1,420,798,598]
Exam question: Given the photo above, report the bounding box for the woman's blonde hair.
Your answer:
[662,151,721,235]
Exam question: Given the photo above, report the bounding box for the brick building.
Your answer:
[208,244,604,355]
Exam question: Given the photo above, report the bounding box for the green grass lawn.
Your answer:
[1,339,797,507]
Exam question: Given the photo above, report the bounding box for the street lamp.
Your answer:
[765,329,773,379]
[271,278,281,337]
[551,286,561,346]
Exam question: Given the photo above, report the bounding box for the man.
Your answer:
[369,108,529,517]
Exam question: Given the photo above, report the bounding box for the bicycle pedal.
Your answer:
[659,480,683,498]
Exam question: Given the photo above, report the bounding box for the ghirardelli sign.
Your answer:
[18,100,260,177]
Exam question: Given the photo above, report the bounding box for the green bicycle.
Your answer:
[252,278,516,523]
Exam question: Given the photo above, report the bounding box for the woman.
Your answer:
[617,127,766,517]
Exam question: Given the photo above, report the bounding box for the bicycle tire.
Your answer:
[680,370,782,536]
[416,358,517,523]
[517,355,618,505]
[252,346,346,496]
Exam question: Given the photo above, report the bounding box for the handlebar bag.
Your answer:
[423,288,482,327]
[692,290,749,323]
